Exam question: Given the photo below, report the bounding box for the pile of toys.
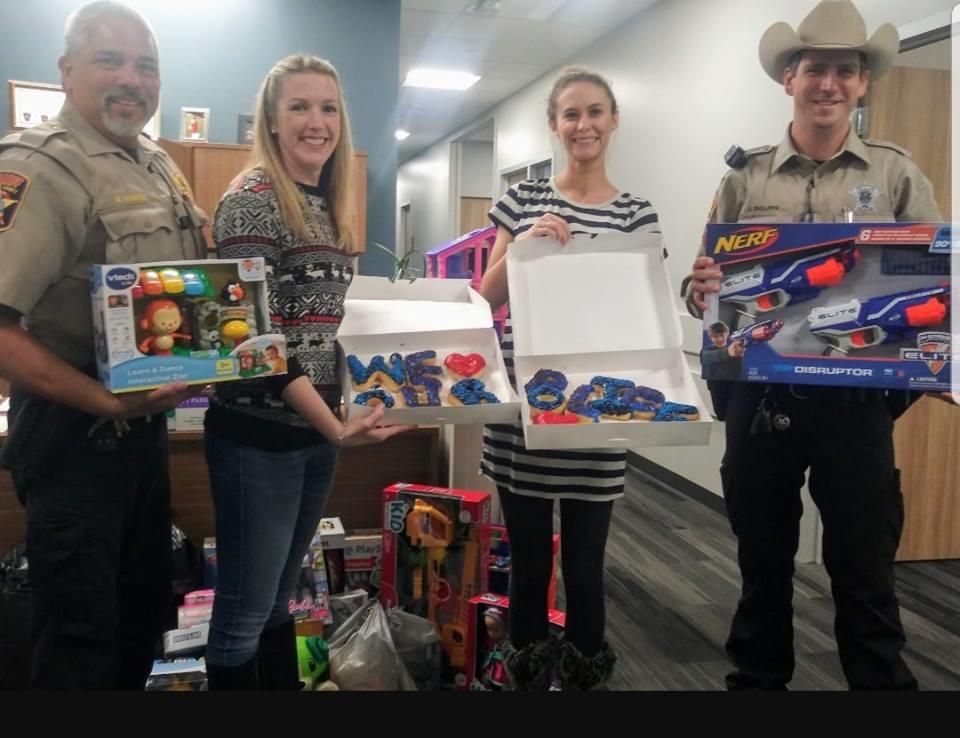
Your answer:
[380,483,565,690]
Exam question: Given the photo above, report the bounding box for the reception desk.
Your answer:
[0,426,440,553]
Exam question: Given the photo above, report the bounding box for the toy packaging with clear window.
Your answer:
[463,593,566,691]
[380,482,491,689]
[702,223,953,391]
[90,257,287,392]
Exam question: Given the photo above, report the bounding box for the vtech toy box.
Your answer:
[702,223,952,391]
[90,257,287,392]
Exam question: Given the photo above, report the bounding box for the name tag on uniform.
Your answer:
[113,193,150,206]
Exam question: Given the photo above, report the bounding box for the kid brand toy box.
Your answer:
[701,223,952,391]
[506,232,711,450]
[90,257,287,392]
[338,275,520,425]
[380,482,491,688]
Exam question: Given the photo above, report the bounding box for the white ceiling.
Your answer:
[397,0,660,161]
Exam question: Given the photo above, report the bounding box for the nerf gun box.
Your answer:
[702,223,953,391]
[462,593,566,692]
[380,482,491,689]
[90,257,287,392]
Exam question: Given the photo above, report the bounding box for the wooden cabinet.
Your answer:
[0,426,440,553]
[894,398,960,560]
[157,139,367,251]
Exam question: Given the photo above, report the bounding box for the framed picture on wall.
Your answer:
[236,113,254,145]
[8,80,64,129]
[7,79,160,138]
[179,107,210,142]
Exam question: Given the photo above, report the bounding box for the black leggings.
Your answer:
[497,486,613,657]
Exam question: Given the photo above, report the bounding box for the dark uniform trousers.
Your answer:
[719,382,916,690]
[9,392,171,689]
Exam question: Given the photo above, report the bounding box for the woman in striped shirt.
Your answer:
[479,67,660,690]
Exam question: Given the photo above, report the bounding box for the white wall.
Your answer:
[459,141,494,199]
[396,141,454,256]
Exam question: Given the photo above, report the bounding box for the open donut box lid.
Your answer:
[338,275,520,425]
[506,232,712,450]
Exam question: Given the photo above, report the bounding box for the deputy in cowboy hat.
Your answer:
[685,0,940,690]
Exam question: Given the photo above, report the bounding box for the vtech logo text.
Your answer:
[105,267,138,291]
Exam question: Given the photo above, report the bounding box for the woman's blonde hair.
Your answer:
[241,54,358,252]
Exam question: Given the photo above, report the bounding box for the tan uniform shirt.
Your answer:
[0,101,208,367]
[687,125,942,314]
[710,126,941,225]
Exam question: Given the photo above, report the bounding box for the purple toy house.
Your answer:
[426,226,508,337]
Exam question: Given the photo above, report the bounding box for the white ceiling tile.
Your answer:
[400,9,459,38]
[398,0,668,161]
[401,0,470,13]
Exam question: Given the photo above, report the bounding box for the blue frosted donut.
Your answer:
[347,353,405,389]
[526,384,565,412]
[404,350,443,386]
[523,369,568,394]
[353,388,396,408]
[624,385,666,406]
[566,383,600,422]
[400,377,442,407]
[589,397,633,419]
[619,391,658,418]
[590,375,635,399]
[653,401,699,422]
[451,378,500,405]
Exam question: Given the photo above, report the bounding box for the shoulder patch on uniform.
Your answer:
[863,139,911,157]
[0,171,31,232]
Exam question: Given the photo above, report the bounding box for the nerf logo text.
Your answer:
[713,227,779,256]
[105,267,138,291]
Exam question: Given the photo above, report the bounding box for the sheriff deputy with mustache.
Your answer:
[0,1,207,689]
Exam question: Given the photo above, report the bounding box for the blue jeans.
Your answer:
[204,431,338,667]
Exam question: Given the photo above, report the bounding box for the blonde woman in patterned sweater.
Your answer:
[204,54,409,690]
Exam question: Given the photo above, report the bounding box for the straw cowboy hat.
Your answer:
[758,0,900,83]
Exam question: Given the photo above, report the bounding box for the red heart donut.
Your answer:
[533,411,579,425]
[444,352,486,378]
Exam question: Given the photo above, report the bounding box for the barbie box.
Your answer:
[506,232,711,450]
[701,223,953,391]
[90,257,286,392]
[338,275,520,425]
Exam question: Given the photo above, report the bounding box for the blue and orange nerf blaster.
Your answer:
[730,318,784,348]
[806,283,950,353]
[719,245,859,314]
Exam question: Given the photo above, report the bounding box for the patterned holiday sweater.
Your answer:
[205,169,354,449]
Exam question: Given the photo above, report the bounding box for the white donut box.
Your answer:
[338,275,521,425]
[506,232,712,450]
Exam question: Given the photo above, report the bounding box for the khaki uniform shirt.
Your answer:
[687,125,942,314]
[0,102,208,367]
[710,126,941,225]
